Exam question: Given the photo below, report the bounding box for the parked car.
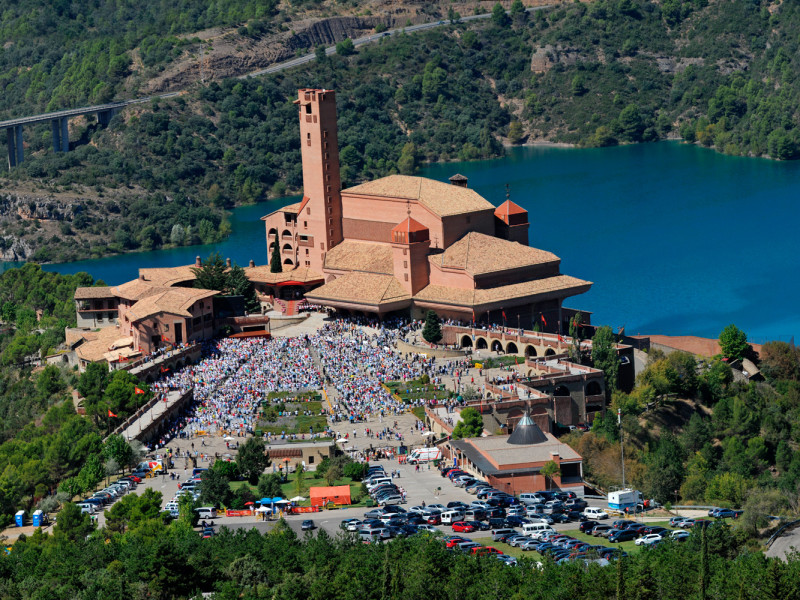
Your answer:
[608,529,638,543]
[301,519,315,531]
[452,521,476,533]
[580,520,599,533]
[582,507,609,520]
[671,530,691,541]
[669,516,690,527]
[635,533,664,546]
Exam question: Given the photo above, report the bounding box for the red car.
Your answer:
[445,536,469,548]
[427,514,442,525]
[471,546,502,556]
[452,521,476,533]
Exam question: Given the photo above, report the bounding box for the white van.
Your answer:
[440,509,465,525]
[195,507,217,519]
[76,502,96,515]
[522,523,555,539]
[519,493,545,505]
[359,527,385,542]
[366,478,392,491]
[406,447,442,465]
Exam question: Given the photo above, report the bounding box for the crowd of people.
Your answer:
[140,312,494,456]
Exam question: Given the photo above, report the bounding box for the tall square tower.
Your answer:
[295,89,344,274]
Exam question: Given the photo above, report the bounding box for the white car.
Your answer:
[635,533,663,546]
[671,529,690,541]
[581,507,609,520]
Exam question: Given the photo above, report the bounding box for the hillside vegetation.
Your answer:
[1,0,800,263]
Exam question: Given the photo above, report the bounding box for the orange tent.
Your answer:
[309,485,351,507]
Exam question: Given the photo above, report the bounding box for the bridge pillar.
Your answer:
[51,118,69,152]
[6,125,23,168]
[97,108,115,127]
[51,119,60,152]
[60,117,69,152]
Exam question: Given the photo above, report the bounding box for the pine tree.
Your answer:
[192,252,227,292]
[270,242,282,273]
[421,310,442,344]
[226,264,260,312]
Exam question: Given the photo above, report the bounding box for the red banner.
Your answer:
[225,509,254,517]
[289,506,320,514]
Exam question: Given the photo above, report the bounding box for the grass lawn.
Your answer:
[471,536,542,561]
[386,380,453,403]
[258,400,328,435]
[411,406,426,420]
[231,473,368,507]
[565,529,639,555]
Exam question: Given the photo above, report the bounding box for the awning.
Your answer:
[276,281,306,287]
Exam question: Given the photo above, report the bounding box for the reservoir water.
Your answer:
[37,142,800,342]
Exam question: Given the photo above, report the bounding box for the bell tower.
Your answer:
[295,89,344,273]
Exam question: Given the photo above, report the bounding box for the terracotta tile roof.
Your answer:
[494,199,527,225]
[323,240,394,274]
[633,335,762,358]
[138,265,197,287]
[343,175,494,217]
[391,217,428,234]
[431,232,559,275]
[414,275,592,308]
[464,433,581,467]
[128,288,218,322]
[74,326,125,363]
[244,266,323,284]
[74,286,116,300]
[113,279,164,301]
[305,272,411,306]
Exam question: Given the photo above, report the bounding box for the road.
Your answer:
[103,454,680,544]
[3,7,552,127]
[765,524,800,562]
[241,8,549,80]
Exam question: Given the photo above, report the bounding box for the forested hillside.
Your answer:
[1,0,800,263]
[2,515,799,599]
[572,326,800,534]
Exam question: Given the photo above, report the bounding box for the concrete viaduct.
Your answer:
[0,93,180,170]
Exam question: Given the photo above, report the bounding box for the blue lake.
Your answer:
[36,142,800,342]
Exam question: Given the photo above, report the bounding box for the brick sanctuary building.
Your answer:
[262,89,592,331]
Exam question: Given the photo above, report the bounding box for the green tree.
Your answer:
[236,437,271,485]
[705,472,750,507]
[759,341,800,382]
[491,3,510,27]
[644,433,684,504]
[270,241,283,273]
[540,460,561,490]
[452,407,484,439]
[592,326,619,396]
[103,435,133,474]
[616,104,646,142]
[397,142,418,175]
[314,45,327,64]
[257,473,283,498]
[336,38,355,56]
[192,252,228,293]
[54,501,94,543]
[199,466,232,507]
[421,310,442,344]
[507,121,525,144]
[78,362,111,411]
[294,464,306,498]
[568,312,585,363]
[447,7,461,24]
[718,324,749,361]
[226,264,260,311]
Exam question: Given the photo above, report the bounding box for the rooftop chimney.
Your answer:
[449,173,468,188]
[195,256,201,267]
[226,258,232,268]
[249,259,255,267]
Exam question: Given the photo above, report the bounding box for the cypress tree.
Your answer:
[421,310,442,344]
[270,242,282,273]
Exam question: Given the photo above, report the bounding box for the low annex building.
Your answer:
[262,89,592,331]
[445,413,584,496]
